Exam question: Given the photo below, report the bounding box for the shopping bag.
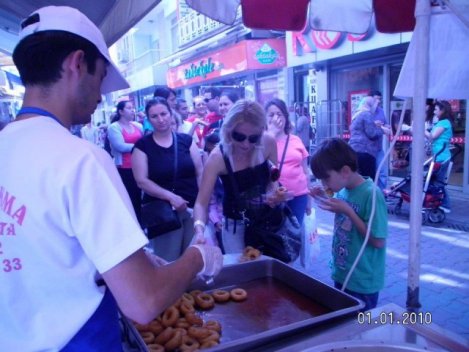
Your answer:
[301,208,320,271]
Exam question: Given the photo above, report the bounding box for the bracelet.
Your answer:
[193,220,206,231]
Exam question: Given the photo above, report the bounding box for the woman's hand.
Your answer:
[264,187,293,207]
[267,115,284,136]
[170,194,189,211]
[192,232,206,244]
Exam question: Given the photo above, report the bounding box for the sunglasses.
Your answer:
[231,131,262,144]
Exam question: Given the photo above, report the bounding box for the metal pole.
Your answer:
[407,0,431,311]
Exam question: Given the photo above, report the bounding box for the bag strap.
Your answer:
[278,133,290,175]
[220,144,240,198]
[172,132,178,190]
[220,144,249,224]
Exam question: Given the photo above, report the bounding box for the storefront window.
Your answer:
[256,76,279,107]
[329,62,466,189]
[389,64,467,188]
[331,65,383,128]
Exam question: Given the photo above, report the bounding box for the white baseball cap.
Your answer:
[18,6,129,94]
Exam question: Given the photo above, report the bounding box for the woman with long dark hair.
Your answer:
[132,97,203,261]
[425,100,453,213]
[108,100,143,221]
[265,98,310,226]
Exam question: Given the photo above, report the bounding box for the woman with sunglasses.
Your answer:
[193,100,289,253]
[265,98,311,226]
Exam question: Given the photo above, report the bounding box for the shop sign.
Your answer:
[184,58,218,79]
[308,69,318,119]
[167,39,286,88]
[311,31,342,50]
[255,44,278,64]
[291,23,373,56]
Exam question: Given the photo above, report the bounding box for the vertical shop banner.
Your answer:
[308,69,318,122]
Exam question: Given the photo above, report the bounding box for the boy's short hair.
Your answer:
[310,138,358,179]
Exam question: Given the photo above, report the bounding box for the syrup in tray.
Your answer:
[200,277,332,343]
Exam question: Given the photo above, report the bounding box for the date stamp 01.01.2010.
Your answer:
[357,311,432,325]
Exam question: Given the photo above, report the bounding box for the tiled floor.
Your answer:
[292,208,469,340]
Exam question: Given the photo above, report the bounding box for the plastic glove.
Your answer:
[190,244,223,277]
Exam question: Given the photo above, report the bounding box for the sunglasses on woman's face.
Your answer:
[231,130,262,144]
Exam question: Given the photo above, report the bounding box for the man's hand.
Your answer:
[190,244,223,277]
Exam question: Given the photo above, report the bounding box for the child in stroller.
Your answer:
[384,144,452,224]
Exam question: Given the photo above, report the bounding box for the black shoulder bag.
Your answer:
[221,141,301,263]
[141,132,182,238]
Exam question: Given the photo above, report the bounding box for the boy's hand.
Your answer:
[309,185,326,198]
[317,197,352,215]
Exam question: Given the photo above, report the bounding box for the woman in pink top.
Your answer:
[266,98,311,225]
[108,100,144,222]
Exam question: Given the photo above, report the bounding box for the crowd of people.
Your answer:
[101,89,311,259]
[0,5,457,351]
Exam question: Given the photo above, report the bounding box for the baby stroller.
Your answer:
[385,144,452,224]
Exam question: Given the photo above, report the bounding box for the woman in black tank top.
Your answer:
[192,100,290,254]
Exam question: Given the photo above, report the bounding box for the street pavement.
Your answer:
[292,200,469,341]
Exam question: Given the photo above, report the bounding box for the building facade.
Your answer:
[285,23,468,193]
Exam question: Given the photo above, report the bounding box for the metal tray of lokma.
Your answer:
[122,257,364,351]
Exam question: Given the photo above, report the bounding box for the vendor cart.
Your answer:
[121,257,468,352]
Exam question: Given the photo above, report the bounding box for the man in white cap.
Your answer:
[0,6,222,351]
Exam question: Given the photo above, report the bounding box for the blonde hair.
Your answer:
[352,96,377,120]
[220,100,266,163]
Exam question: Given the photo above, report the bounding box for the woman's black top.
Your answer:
[220,159,270,220]
[134,133,198,208]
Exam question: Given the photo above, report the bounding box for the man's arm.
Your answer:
[102,247,204,324]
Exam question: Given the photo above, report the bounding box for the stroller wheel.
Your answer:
[428,209,446,223]
[421,211,429,224]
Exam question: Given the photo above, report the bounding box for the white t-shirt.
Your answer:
[0,116,148,351]
[80,123,99,145]
[178,120,199,145]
